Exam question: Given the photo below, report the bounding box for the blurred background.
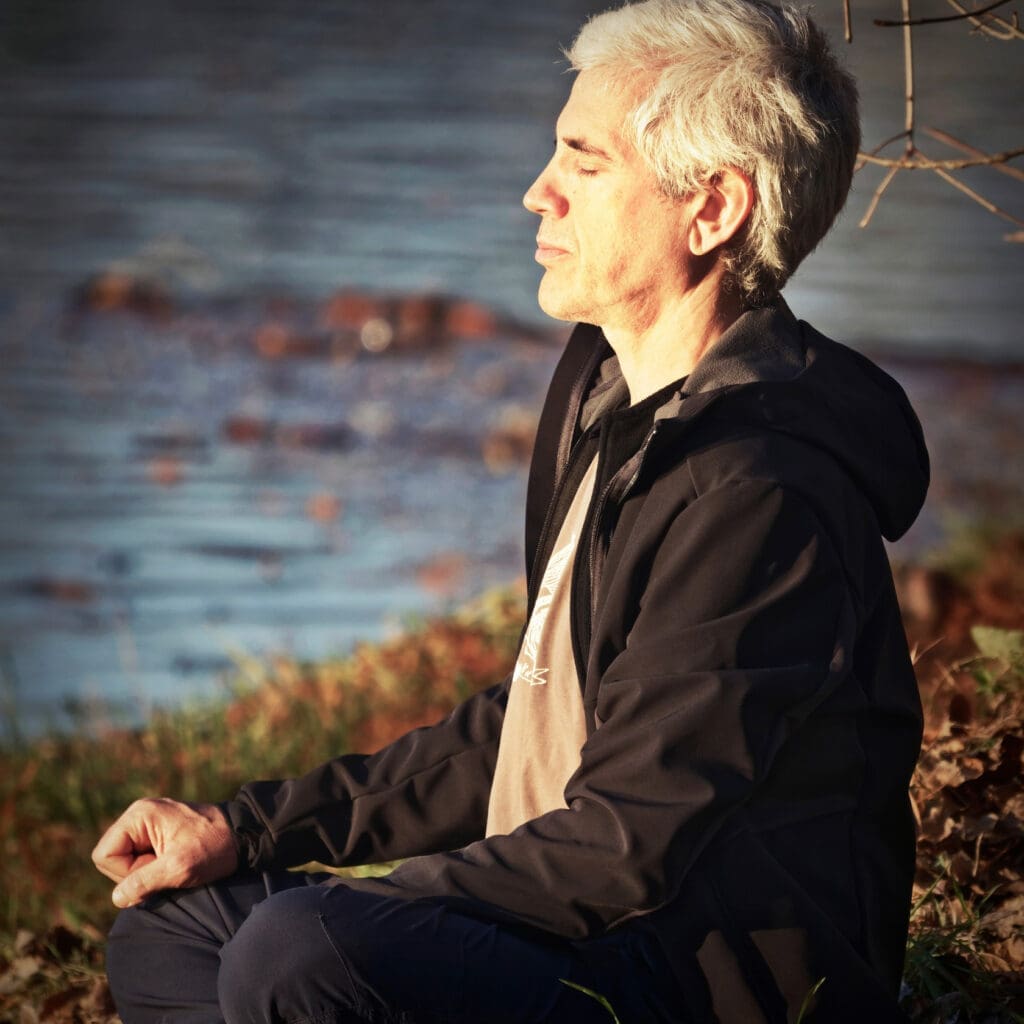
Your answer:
[1,0,1022,735]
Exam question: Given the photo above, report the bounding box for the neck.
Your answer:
[601,274,746,405]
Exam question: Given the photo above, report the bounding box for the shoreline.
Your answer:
[2,282,1022,733]
[5,276,1024,370]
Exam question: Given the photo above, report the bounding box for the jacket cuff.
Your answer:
[219,800,269,871]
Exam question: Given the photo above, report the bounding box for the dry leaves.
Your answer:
[0,928,116,1024]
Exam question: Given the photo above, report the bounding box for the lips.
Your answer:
[535,238,570,262]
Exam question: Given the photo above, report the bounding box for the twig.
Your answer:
[909,635,949,666]
[924,127,1024,183]
[855,130,912,172]
[933,166,1024,228]
[851,0,1023,236]
[902,0,916,149]
[859,164,901,227]
[857,145,1024,170]
[857,143,1024,232]
[908,788,922,829]
[867,129,913,157]
[875,0,1013,26]
[844,0,854,41]
[944,0,1024,38]
[872,129,913,155]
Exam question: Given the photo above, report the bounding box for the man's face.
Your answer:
[523,70,694,332]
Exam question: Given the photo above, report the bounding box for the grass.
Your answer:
[1,529,1022,1022]
[903,877,1012,1017]
[0,586,525,943]
[560,980,623,1023]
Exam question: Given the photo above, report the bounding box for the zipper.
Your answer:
[594,422,662,606]
[571,421,663,689]
[578,390,730,644]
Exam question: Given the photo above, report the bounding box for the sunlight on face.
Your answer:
[522,71,693,334]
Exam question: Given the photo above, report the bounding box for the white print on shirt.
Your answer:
[513,532,576,687]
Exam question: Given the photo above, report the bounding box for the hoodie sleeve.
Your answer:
[222,675,511,870]
[312,478,859,939]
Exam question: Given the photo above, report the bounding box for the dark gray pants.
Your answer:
[106,870,687,1024]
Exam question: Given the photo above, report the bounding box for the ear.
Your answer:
[685,168,754,257]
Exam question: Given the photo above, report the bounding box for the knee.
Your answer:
[105,906,146,1004]
[218,886,360,1024]
[105,902,214,1023]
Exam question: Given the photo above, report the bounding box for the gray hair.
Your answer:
[566,0,860,305]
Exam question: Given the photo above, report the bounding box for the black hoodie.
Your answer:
[225,302,929,1023]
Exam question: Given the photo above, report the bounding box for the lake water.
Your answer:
[1,0,1022,734]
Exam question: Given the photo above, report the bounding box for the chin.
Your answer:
[537,302,577,324]
[537,280,584,324]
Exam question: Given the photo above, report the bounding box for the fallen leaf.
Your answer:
[40,983,89,1020]
[0,955,45,994]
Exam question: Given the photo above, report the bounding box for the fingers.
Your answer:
[112,853,168,908]
[91,800,156,884]
[92,798,240,908]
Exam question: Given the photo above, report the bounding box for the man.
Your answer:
[93,1,929,1021]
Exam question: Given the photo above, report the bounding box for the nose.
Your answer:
[523,157,567,218]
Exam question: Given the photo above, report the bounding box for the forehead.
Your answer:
[556,71,643,159]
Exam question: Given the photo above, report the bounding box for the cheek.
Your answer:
[589,192,658,256]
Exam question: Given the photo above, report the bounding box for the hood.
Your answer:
[670,301,930,541]
[581,301,929,542]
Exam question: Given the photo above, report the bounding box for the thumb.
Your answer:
[111,853,160,908]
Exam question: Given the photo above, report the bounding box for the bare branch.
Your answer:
[867,130,913,157]
[859,165,901,228]
[855,130,912,171]
[923,127,1024,183]
[857,145,1024,170]
[847,0,1024,239]
[874,0,1014,26]
[933,167,1024,228]
[902,0,916,147]
[943,0,1024,38]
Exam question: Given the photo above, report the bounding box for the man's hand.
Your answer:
[91,798,239,908]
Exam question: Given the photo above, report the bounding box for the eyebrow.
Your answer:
[559,135,614,162]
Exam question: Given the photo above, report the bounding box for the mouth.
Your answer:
[535,240,570,263]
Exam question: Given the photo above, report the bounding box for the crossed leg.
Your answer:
[106,870,686,1024]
